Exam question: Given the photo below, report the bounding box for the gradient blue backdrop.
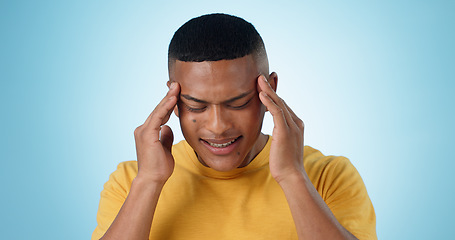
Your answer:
[1,0,454,239]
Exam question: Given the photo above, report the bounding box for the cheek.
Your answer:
[177,107,197,132]
[234,102,265,128]
[178,110,208,139]
[249,97,266,118]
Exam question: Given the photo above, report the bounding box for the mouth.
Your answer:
[200,136,242,155]
[204,137,239,148]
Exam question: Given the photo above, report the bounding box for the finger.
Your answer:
[160,125,174,152]
[140,84,179,142]
[257,75,294,125]
[144,82,180,126]
[259,91,289,130]
[148,95,178,132]
[282,100,305,130]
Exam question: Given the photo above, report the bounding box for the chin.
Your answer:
[200,154,245,172]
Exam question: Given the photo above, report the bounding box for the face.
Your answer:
[169,55,276,172]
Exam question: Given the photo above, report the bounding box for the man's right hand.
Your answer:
[100,83,181,240]
[133,82,180,184]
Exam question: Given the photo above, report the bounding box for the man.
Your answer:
[92,13,376,240]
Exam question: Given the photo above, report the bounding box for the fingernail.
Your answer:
[262,75,268,82]
[170,82,176,89]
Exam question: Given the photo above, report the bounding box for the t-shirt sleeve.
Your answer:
[91,162,137,240]
[322,157,377,240]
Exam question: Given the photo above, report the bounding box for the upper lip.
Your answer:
[201,137,240,144]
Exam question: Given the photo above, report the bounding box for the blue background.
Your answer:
[1,0,454,239]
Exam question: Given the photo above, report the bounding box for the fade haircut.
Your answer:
[168,13,268,68]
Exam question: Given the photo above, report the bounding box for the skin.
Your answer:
[168,55,271,172]
[100,54,358,240]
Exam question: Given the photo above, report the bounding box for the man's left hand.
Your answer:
[257,75,305,184]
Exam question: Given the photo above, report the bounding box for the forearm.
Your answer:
[279,172,358,240]
[100,177,164,240]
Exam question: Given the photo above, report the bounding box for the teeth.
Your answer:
[207,138,237,148]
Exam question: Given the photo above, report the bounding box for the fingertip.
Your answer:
[257,75,265,83]
[258,75,272,90]
[168,82,180,92]
[259,91,269,102]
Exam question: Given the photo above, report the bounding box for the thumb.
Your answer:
[159,125,174,152]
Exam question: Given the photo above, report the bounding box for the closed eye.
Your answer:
[184,104,206,113]
[228,97,254,110]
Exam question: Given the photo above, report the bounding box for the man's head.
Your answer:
[167,13,277,172]
[168,13,268,71]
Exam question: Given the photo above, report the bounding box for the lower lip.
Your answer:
[200,137,241,155]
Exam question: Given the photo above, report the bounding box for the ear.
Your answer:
[262,72,278,113]
[173,105,180,118]
[268,72,278,92]
[167,80,180,118]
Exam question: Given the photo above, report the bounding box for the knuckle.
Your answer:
[296,118,304,128]
[155,114,165,121]
[150,110,164,121]
[270,107,283,116]
[277,108,285,116]
[134,126,142,136]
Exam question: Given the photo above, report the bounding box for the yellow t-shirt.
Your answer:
[92,137,377,239]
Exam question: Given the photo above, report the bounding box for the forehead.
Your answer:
[170,55,260,101]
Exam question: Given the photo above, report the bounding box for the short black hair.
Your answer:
[168,13,267,64]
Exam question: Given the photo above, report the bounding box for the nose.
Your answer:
[205,105,231,135]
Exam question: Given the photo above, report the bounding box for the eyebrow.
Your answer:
[181,90,254,104]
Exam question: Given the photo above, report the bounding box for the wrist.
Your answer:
[274,169,309,187]
[132,176,166,193]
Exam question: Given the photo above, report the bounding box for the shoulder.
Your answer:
[113,160,138,179]
[303,146,354,176]
[303,146,364,199]
[101,161,138,196]
[304,146,376,239]
[116,160,138,171]
[171,140,189,156]
[108,140,189,184]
